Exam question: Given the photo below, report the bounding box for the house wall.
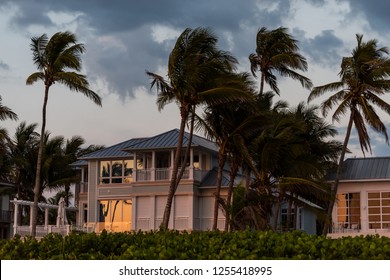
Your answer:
[301,209,317,235]
[197,188,226,230]
[87,160,99,223]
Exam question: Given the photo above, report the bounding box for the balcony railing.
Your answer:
[135,168,207,182]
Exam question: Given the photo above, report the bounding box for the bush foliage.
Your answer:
[1,230,389,260]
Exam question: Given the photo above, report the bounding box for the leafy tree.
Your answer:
[147,27,251,230]
[26,31,102,237]
[308,34,390,235]
[249,27,312,95]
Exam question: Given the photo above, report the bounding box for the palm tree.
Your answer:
[0,96,18,121]
[249,27,313,95]
[308,34,390,235]
[26,31,102,237]
[147,27,251,230]
[46,135,86,207]
[197,72,260,230]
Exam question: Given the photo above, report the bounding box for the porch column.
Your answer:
[44,208,49,227]
[151,151,155,181]
[29,206,33,232]
[189,149,194,179]
[133,152,137,182]
[170,150,175,179]
[13,199,18,236]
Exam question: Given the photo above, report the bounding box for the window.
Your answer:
[368,192,390,230]
[99,159,134,184]
[281,208,302,230]
[336,193,360,229]
[98,199,132,232]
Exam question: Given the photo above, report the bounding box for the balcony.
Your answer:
[134,168,209,182]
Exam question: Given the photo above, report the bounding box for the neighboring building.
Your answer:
[74,129,230,232]
[328,157,390,238]
[0,182,14,239]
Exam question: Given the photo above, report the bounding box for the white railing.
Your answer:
[14,225,73,238]
[331,222,361,233]
[136,218,150,231]
[155,168,171,180]
[136,170,152,181]
[134,168,208,182]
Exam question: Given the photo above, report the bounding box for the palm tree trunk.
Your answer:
[259,70,266,95]
[224,158,239,231]
[161,106,189,230]
[212,148,227,230]
[31,85,49,238]
[174,107,195,192]
[286,199,292,231]
[322,110,355,236]
[273,190,284,230]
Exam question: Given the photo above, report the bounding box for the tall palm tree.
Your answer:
[26,31,102,237]
[147,27,251,230]
[308,34,390,235]
[249,27,313,95]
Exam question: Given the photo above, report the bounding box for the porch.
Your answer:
[10,199,87,239]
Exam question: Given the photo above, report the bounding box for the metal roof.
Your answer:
[200,167,243,187]
[124,129,219,152]
[77,129,218,161]
[339,157,390,180]
[78,138,147,160]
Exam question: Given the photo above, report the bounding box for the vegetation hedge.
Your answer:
[1,230,390,260]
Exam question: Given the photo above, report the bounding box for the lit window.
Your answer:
[368,192,390,229]
[99,159,134,184]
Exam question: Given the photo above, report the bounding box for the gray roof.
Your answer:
[79,138,146,160]
[77,129,218,161]
[200,168,243,187]
[124,129,219,152]
[338,157,390,180]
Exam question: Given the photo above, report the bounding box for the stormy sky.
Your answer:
[1,0,390,158]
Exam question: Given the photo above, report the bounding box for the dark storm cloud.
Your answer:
[300,29,345,68]
[346,0,390,35]
[0,0,294,99]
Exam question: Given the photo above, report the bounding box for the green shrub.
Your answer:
[1,230,389,260]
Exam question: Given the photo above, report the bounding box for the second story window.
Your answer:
[99,159,134,184]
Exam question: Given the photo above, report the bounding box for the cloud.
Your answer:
[301,29,345,67]
[0,0,296,100]
[346,0,390,35]
[0,60,10,70]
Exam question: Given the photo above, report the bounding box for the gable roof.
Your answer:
[338,157,390,180]
[78,138,147,160]
[123,129,218,152]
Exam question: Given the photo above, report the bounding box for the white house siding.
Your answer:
[197,188,226,230]
[301,209,317,235]
[135,196,151,230]
[174,195,190,230]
